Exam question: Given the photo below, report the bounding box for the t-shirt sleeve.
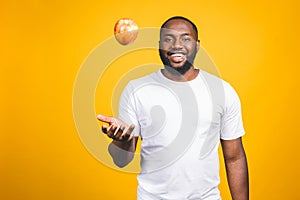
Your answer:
[220,83,245,140]
[118,82,141,137]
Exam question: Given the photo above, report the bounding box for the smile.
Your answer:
[172,53,185,57]
[167,52,186,63]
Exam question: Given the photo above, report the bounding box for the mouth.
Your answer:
[167,52,186,63]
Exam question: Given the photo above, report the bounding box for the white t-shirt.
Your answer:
[118,69,245,200]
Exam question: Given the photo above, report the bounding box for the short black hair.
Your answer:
[160,16,198,40]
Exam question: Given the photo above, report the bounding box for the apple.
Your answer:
[114,18,138,45]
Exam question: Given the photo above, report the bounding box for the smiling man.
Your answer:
[98,16,249,200]
[159,17,199,78]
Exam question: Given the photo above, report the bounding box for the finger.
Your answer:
[114,125,126,139]
[97,114,115,124]
[119,125,125,132]
[121,124,135,141]
[106,124,115,133]
[128,125,136,141]
[127,132,135,141]
[113,125,121,136]
[102,125,107,134]
[122,124,135,137]
[106,125,117,138]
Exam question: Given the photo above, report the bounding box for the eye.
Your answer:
[182,36,191,42]
[164,37,173,43]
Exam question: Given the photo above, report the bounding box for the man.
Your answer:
[97,16,249,200]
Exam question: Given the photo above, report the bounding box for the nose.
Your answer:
[172,38,183,50]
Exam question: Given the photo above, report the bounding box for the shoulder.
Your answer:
[124,71,160,92]
[128,71,159,85]
[199,70,230,89]
[198,70,229,95]
[119,71,160,101]
[198,70,241,106]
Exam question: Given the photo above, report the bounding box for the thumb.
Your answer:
[97,114,114,124]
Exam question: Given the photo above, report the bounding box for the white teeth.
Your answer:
[171,53,184,57]
[169,53,185,63]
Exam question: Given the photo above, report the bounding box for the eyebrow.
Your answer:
[162,33,191,37]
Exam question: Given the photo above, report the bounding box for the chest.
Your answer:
[134,83,224,144]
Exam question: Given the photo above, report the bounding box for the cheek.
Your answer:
[186,44,197,53]
[160,42,172,50]
[186,43,195,49]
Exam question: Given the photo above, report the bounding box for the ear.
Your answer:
[196,40,200,52]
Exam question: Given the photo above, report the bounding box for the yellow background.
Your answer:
[1,0,299,199]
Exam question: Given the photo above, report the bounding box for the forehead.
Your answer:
[161,19,196,37]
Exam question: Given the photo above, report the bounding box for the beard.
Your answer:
[159,47,197,76]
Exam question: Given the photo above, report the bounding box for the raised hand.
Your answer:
[97,114,135,142]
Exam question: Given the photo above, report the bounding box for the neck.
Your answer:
[161,67,199,82]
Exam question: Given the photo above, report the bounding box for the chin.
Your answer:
[165,62,192,76]
[159,49,195,76]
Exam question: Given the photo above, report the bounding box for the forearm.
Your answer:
[108,137,138,168]
[225,151,249,200]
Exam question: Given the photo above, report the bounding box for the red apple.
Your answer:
[114,18,138,46]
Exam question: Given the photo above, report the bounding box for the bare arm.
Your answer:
[108,137,138,168]
[221,137,249,200]
[97,114,138,168]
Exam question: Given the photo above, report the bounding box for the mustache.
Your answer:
[166,51,187,56]
[158,48,194,75]
[166,46,186,54]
